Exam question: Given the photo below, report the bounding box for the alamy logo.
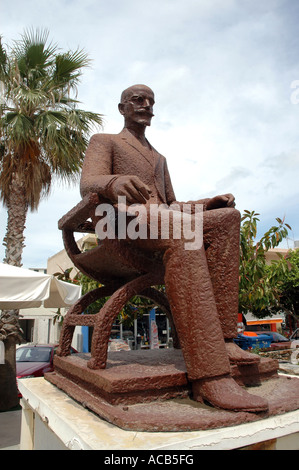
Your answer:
[95,196,203,250]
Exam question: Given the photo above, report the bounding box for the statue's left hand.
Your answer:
[206,193,235,210]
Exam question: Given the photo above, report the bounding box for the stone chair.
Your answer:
[56,192,178,369]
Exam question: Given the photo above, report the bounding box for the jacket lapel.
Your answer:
[118,128,167,203]
[119,128,154,166]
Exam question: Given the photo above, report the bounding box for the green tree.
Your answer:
[277,248,299,328]
[239,210,291,318]
[0,28,102,410]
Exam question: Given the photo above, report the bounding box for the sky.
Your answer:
[0,0,299,268]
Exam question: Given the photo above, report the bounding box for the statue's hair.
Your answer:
[120,84,154,103]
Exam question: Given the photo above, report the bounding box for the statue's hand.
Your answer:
[108,175,151,204]
[206,193,235,210]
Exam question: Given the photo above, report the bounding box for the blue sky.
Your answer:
[1,0,299,268]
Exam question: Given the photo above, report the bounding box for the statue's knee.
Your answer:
[229,207,241,221]
[218,207,240,222]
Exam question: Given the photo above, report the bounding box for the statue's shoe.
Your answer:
[225,340,260,365]
[192,375,268,413]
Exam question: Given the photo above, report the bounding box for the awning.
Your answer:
[244,311,284,326]
[0,263,81,309]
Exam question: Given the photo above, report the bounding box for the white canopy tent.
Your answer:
[0,263,81,309]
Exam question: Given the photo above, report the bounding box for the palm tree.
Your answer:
[0,28,103,265]
[0,28,103,409]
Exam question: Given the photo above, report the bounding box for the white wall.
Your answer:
[19,308,83,351]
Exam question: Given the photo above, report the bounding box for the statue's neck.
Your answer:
[125,125,151,149]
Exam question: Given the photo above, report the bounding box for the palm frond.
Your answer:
[3,112,34,146]
[35,110,67,130]
[64,108,103,134]
[43,126,86,174]
[51,49,90,92]
[0,36,9,80]
[13,27,57,66]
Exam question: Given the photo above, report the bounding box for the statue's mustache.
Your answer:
[136,109,154,117]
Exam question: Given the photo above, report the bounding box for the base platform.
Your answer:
[45,349,299,432]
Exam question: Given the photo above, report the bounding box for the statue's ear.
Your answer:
[118,103,125,115]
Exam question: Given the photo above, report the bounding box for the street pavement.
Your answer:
[0,404,21,450]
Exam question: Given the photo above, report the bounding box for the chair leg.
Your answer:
[57,283,122,357]
[88,272,162,370]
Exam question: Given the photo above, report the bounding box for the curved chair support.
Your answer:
[88,271,163,369]
[57,282,122,357]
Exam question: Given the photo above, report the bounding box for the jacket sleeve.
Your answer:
[164,160,177,205]
[80,134,117,198]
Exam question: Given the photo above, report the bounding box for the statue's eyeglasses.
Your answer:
[126,95,155,106]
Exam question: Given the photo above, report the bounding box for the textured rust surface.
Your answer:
[47,349,279,406]
[51,350,190,405]
[45,350,299,432]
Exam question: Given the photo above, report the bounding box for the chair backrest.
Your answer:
[59,193,165,284]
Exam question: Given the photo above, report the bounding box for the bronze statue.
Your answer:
[80,84,268,413]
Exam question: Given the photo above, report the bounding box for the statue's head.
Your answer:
[118,84,155,127]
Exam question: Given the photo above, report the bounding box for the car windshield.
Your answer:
[271,333,288,342]
[257,332,288,342]
[16,347,52,363]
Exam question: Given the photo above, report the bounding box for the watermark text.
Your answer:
[95,196,203,250]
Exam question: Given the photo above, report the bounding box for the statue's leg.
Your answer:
[203,207,240,339]
[135,207,268,412]
[163,237,231,381]
[162,237,268,412]
[203,208,260,364]
[136,208,231,380]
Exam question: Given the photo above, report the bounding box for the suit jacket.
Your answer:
[80,128,176,206]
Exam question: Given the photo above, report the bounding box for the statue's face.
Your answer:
[119,86,155,127]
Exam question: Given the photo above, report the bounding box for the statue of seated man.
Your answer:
[80,84,268,413]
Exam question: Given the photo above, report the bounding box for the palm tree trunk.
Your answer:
[0,174,28,410]
[3,173,28,266]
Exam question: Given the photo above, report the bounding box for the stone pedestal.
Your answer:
[44,349,299,432]
[18,376,299,450]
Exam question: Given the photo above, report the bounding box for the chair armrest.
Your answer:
[58,193,100,232]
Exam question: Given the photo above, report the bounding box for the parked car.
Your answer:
[16,343,77,396]
[250,331,292,349]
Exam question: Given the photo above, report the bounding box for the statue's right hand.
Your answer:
[108,175,151,204]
